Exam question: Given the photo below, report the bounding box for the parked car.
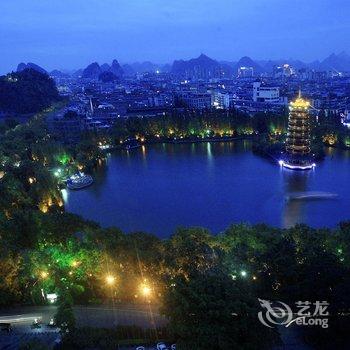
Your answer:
[31,318,42,329]
[47,318,57,328]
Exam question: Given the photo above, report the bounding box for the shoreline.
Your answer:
[101,135,255,152]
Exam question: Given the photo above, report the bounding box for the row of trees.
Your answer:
[0,111,104,217]
[1,90,350,348]
[102,109,288,143]
[87,107,350,156]
[1,205,350,348]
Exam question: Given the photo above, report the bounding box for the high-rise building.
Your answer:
[273,64,295,78]
[280,93,315,170]
[211,91,230,109]
[238,66,254,78]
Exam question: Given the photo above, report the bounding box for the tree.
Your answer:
[55,291,76,334]
[0,69,60,114]
[19,339,50,350]
[164,227,218,278]
[162,271,278,350]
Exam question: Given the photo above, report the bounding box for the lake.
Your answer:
[64,141,350,237]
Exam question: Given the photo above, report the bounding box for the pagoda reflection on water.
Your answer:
[279,91,316,170]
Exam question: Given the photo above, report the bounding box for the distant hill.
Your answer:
[125,61,170,74]
[98,71,118,83]
[234,56,263,75]
[172,53,218,74]
[17,62,47,74]
[109,59,123,77]
[320,51,350,71]
[100,63,110,72]
[161,63,172,73]
[257,53,350,73]
[308,60,323,71]
[82,59,124,79]
[122,64,135,76]
[82,62,102,79]
[50,69,69,78]
[72,69,83,78]
[16,52,350,81]
[0,69,60,114]
[171,54,233,79]
[130,61,157,73]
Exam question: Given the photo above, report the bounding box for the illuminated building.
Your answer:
[238,66,254,78]
[273,64,295,78]
[211,91,230,109]
[177,92,212,109]
[280,92,315,170]
[253,82,280,103]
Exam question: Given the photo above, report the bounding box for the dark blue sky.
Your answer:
[1,0,349,73]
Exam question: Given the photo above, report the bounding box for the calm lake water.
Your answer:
[64,141,350,237]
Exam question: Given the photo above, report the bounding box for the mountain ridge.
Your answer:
[14,51,350,78]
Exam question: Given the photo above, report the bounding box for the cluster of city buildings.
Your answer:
[49,64,350,142]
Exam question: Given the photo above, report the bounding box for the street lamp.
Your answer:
[54,169,62,177]
[140,282,152,299]
[141,285,151,297]
[71,260,79,268]
[106,275,115,285]
[40,271,49,279]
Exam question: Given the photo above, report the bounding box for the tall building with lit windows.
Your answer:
[280,92,315,170]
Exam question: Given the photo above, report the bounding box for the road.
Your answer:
[0,304,167,349]
[0,303,166,333]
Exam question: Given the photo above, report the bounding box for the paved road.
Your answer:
[0,304,167,349]
[0,304,166,333]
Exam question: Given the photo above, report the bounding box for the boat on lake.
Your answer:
[66,173,93,190]
[123,138,141,150]
[286,191,338,201]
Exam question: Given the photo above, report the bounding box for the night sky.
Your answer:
[1,0,349,73]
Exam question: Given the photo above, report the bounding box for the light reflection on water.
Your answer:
[65,141,350,237]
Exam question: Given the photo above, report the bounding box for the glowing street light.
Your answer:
[106,275,116,285]
[240,270,247,277]
[71,260,79,267]
[40,271,49,279]
[54,169,62,177]
[141,284,151,297]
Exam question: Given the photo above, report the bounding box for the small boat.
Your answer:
[66,172,93,190]
[278,159,316,170]
[286,191,338,201]
[123,138,141,150]
[125,144,141,150]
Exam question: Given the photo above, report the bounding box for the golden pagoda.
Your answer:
[280,91,315,170]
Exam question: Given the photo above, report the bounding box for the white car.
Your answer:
[157,342,168,350]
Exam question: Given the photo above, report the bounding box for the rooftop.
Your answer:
[290,92,310,109]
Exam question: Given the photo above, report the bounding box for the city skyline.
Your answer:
[1,0,350,73]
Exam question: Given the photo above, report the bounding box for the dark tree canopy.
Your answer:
[0,68,60,114]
